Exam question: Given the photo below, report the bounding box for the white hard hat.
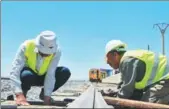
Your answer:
[105,40,127,55]
[35,30,58,54]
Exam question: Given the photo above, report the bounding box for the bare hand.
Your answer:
[43,96,51,105]
[15,93,30,106]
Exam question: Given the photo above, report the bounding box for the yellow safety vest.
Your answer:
[24,40,54,76]
[120,50,169,89]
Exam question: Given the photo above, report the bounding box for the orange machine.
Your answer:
[89,68,108,82]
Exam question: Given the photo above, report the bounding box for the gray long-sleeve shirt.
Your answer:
[117,57,146,99]
[10,39,61,97]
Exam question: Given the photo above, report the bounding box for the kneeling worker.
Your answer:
[9,30,71,105]
[103,40,169,104]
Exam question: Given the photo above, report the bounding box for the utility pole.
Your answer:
[147,44,150,51]
[153,23,169,55]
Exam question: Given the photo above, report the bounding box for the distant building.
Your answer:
[99,68,113,76]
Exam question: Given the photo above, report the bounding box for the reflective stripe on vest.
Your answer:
[153,55,168,82]
[161,58,169,80]
[120,50,169,89]
[146,54,159,86]
[24,40,54,76]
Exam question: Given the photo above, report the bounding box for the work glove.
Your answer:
[117,81,123,89]
[100,89,118,97]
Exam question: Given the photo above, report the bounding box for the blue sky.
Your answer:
[2,1,169,80]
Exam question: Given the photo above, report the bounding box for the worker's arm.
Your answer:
[10,43,26,94]
[117,57,140,99]
[44,48,61,97]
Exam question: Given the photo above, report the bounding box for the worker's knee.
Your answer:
[62,67,71,75]
[20,69,43,88]
[53,67,71,91]
[20,70,36,82]
[65,67,71,78]
[55,66,71,79]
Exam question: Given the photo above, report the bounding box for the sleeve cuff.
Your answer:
[14,86,23,94]
[10,80,23,94]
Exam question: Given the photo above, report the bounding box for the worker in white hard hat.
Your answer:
[102,40,169,104]
[9,30,71,105]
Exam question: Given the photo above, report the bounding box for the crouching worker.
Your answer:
[9,31,71,105]
[102,40,169,104]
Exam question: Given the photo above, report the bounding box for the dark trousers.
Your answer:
[20,66,71,93]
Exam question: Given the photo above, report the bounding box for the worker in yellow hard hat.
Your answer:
[9,30,71,106]
[103,40,169,104]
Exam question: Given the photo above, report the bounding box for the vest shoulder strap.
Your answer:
[24,39,36,57]
[120,49,154,63]
[24,39,35,46]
